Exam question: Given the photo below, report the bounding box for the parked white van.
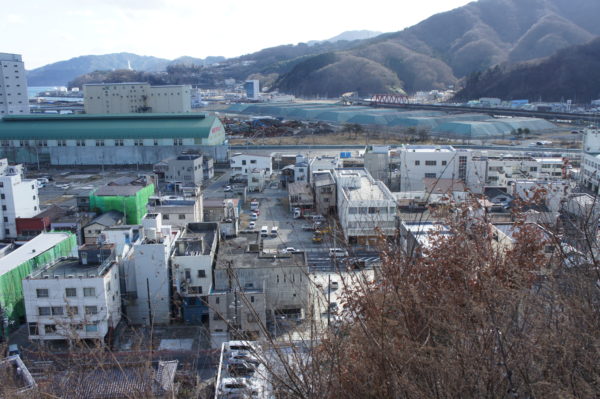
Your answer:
[260,226,269,237]
[270,226,279,237]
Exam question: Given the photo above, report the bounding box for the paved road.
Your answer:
[306,251,380,272]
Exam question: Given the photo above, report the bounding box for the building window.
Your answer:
[76,140,85,147]
[425,160,437,166]
[242,160,247,165]
[19,140,28,147]
[250,160,256,164]
[1,140,9,147]
[114,139,124,146]
[36,288,49,298]
[95,139,105,146]
[197,270,206,278]
[425,173,436,178]
[134,139,143,146]
[414,160,420,166]
[250,296,255,303]
[83,287,95,297]
[215,297,220,304]
[29,323,38,335]
[37,140,48,147]
[174,138,183,146]
[51,306,64,316]
[0,194,4,200]
[57,140,67,147]
[185,269,191,280]
[442,160,447,166]
[154,139,159,146]
[178,214,186,220]
[38,307,51,316]
[44,324,57,334]
[163,214,170,220]
[67,306,79,316]
[85,306,98,315]
[65,288,76,297]
[85,323,98,332]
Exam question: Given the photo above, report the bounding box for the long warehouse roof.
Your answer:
[0,113,222,140]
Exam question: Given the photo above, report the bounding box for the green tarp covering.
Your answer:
[89,184,154,225]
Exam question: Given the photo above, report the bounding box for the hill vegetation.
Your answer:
[454,37,600,102]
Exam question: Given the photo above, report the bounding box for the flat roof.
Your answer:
[0,233,72,275]
[31,257,112,278]
[403,145,455,153]
[216,234,305,269]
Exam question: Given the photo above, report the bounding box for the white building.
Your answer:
[0,53,29,115]
[147,195,203,228]
[165,154,204,187]
[83,83,191,114]
[244,80,260,100]
[335,169,397,245]
[581,128,600,193]
[230,153,273,176]
[22,244,121,341]
[0,159,40,239]
[127,213,179,325]
[397,145,472,192]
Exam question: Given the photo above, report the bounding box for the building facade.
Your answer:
[165,154,203,187]
[230,153,273,175]
[244,80,260,100]
[22,245,121,341]
[0,113,228,165]
[84,83,191,114]
[335,169,397,244]
[0,159,39,239]
[0,53,29,116]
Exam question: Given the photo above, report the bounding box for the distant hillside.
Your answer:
[26,53,170,86]
[454,37,600,102]
[274,0,600,97]
[307,30,382,45]
[27,53,225,86]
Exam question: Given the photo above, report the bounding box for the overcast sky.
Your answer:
[1,0,474,69]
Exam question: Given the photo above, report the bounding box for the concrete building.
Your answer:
[127,214,179,325]
[244,80,260,100]
[230,153,272,175]
[16,205,67,239]
[335,169,397,244]
[580,128,600,192]
[0,113,228,165]
[84,83,191,114]
[0,232,77,339]
[90,182,154,225]
[364,146,391,185]
[312,171,337,216]
[0,53,29,115]
[288,182,314,213]
[22,244,121,341]
[0,159,40,239]
[147,194,203,228]
[209,233,310,344]
[397,221,451,257]
[165,154,203,187]
[83,211,124,245]
[398,145,472,192]
[248,168,268,192]
[171,222,218,324]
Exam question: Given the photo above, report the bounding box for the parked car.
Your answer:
[219,377,256,396]
[224,185,232,192]
[7,344,19,357]
[282,247,297,254]
[251,213,258,221]
[329,248,349,257]
[249,221,256,229]
[230,350,260,366]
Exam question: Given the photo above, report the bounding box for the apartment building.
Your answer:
[22,244,121,341]
[171,222,218,324]
[127,214,179,325]
[581,128,600,193]
[0,159,40,239]
[147,195,203,228]
[0,53,29,115]
[165,154,204,187]
[397,145,472,192]
[335,169,397,244]
[83,83,191,114]
[230,153,273,175]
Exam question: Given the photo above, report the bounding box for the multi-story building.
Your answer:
[312,171,337,216]
[147,195,203,228]
[171,222,218,324]
[22,244,121,341]
[580,128,600,192]
[83,83,191,114]
[0,232,77,340]
[397,145,473,192]
[230,153,273,176]
[244,80,260,100]
[335,169,397,245]
[0,159,40,239]
[0,113,228,165]
[0,53,29,116]
[165,154,204,187]
[127,214,179,325]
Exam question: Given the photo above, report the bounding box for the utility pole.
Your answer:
[327,274,331,327]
